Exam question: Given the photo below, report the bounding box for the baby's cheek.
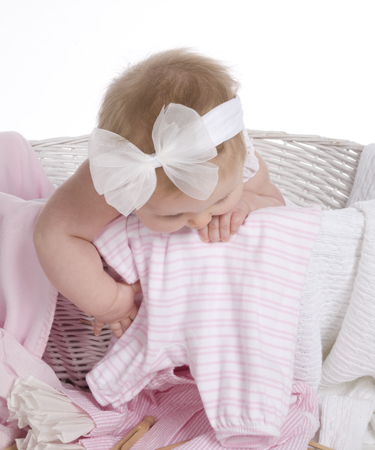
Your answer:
[215,195,242,217]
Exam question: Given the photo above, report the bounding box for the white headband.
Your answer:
[89,96,244,216]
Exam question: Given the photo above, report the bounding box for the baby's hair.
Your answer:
[98,48,246,194]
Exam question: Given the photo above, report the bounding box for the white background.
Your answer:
[0,0,374,144]
[1,3,375,449]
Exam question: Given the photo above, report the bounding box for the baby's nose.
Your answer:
[187,212,212,229]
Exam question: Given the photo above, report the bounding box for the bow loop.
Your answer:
[89,129,157,215]
[88,97,244,216]
[152,103,219,200]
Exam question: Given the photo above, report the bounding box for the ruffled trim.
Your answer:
[17,433,84,450]
[7,376,94,449]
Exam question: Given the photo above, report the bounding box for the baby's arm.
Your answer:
[198,151,285,242]
[33,159,140,337]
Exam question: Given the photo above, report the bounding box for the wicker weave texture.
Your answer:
[32,130,363,388]
[31,131,364,210]
[43,293,112,387]
[30,135,88,186]
[248,130,363,209]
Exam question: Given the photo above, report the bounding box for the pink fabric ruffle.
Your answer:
[0,131,57,448]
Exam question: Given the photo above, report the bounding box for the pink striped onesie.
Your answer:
[87,206,321,447]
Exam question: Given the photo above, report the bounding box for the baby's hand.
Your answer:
[198,197,251,243]
[93,280,141,338]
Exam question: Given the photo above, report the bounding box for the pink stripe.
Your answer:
[146,267,305,288]
[208,412,280,427]
[145,254,308,277]
[196,371,291,391]
[207,408,282,427]
[138,243,310,265]
[122,219,152,236]
[146,334,296,352]
[146,332,296,349]
[94,358,152,397]
[235,223,318,241]
[250,209,322,225]
[100,337,147,380]
[132,345,293,368]
[146,307,299,327]
[145,292,300,314]
[147,280,302,298]
[147,317,298,337]
[107,250,133,269]
[93,216,123,241]
[96,221,126,248]
[128,235,313,257]
[137,339,294,366]
[197,378,290,398]
[146,320,298,342]
[237,232,316,250]
[241,218,320,237]
[101,237,130,259]
[203,396,284,412]
[253,206,321,218]
[188,345,293,365]
[226,241,310,262]
[129,238,311,264]
[148,351,294,378]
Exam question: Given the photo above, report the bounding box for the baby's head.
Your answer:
[95,49,247,232]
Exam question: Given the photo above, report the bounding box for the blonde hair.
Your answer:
[98,48,246,194]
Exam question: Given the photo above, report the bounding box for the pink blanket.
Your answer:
[0,132,58,448]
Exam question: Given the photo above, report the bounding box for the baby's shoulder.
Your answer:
[243,135,259,182]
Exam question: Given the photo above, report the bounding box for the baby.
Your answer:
[33,49,285,338]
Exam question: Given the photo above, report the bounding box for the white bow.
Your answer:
[89,97,244,216]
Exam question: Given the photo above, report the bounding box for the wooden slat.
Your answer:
[309,441,335,450]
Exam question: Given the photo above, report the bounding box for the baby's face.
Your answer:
[134,166,243,233]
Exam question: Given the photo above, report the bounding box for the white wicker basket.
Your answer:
[31,130,364,388]
[31,130,364,209]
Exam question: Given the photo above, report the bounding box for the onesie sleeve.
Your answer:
[92,216,139,284]
[243,130,259,183]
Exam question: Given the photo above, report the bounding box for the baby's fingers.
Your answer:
[207,216,221,242]
[230,210,248,236]
[197,225,210,243]
[94,318,124,338]
[109,321,125,338]
[129,303,139,321]
[120,304,139,330]
[218,213,232,242]
[93,319,106,337]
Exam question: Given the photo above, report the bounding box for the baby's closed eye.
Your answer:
[164,213,184,220]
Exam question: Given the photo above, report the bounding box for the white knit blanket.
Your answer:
[294,143,375,450]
